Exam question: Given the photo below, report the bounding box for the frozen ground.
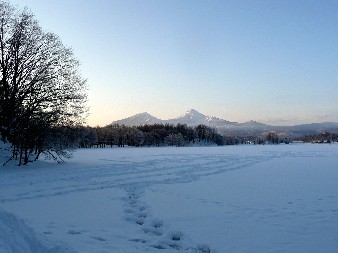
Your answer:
[0,144,338,252]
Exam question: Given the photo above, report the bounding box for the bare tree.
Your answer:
[266,132,279,144]
[0,1,87,164]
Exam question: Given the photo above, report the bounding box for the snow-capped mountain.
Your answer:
[112,112,162,126]
[111,109,236,128]
[169,109,236,127]
[111,109,338,137]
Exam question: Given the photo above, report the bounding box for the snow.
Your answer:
[112,112,163,126]
[111,109,235,127]
[1,144,338,252]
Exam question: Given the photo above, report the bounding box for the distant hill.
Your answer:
[111,109,338,137]
[112,109,236,128]
[168,109,236,127]
[111,112,163,126]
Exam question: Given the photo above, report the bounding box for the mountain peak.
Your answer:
[185,109,201,115]
[111,109,237,127]
[182,109,206,119]
[135,112,152,117]
[176,109,205,121]
[112,112,162,126]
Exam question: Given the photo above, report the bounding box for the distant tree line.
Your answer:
[74,125,299,149]
[76,124,224,148]
[294,132,338,143]
[223,132,290,145]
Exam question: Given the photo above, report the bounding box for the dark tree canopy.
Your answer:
[80,123,224,148]
[0,1,87,164]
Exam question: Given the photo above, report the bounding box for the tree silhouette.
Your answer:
[0,1,87,164]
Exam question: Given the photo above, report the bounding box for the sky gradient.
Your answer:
[11,0,338,126]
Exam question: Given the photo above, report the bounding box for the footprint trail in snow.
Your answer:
[123,186,212,252]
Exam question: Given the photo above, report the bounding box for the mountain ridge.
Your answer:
[111,109,338,137]
[112,109,238,127]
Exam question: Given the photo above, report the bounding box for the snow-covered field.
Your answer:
[1,144,338,252]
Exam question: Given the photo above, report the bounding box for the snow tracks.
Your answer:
[123,186,212,253]
[0,147,278,252]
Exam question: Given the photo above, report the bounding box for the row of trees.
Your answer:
[75,124,295,148]
[294,132,338,143]
[78,124,224,148]
[0,2,87,165]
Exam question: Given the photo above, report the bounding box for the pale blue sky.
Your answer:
[11,0,338,126]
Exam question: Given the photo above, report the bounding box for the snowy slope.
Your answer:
[1,144,338,252]
[0,208,73,253]
[112,112,163,126]
[168,109,235,127]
